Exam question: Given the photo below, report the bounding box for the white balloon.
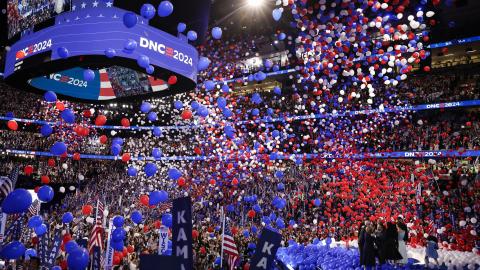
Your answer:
[69,186,75,191]
[59,187,66,193]
[62,163,68,169]
[78,174,84,181]
[471,218,477,224]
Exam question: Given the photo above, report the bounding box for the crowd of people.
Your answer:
[0,0,480,269]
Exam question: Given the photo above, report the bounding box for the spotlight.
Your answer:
[247,0,263,8]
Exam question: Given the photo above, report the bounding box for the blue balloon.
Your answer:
[251,108,259,116]
[1,188,32,214]
[162,213,172,228]
[111,239,124,252]
[275,170,284,178]
[212,27,222,39]
[83,69,95,81]
[153,127,163,137]
[111,144,121,156]
[51,266,62,270]
[40,124,53,137]
[243,230,250,238]
[38,185,54,202]
[62,212,74,223]
[177,22,186,33]
[140,4,156,20]
[28,215,43,229]
[57,47,69,58]
[123,12,137,28]
[50,142,67,156]
[148,111,158,121]
[187,30,197,41]
[152,148,162,159]
[131,210,143,224]
[197,106,209,117]
[65,241,78,254]
[146,65,154,74]
[214,257,221,265]
[67,248,89,270]
[197,57,211,71]
[314,199,321,207]
[35,224,48,236]
[174,100,183,110]
[149,191,161,205]
[256,71,267,81]
[127,166,137,177]
[124,39,137,52]
[112,228,126,241]
[144,163,157,177]
[191,101,200,111]
[273,86,282,95]
[167,167,182,180]
[140,102,152,113]
[277,183,285,191]
[221,84,230,93]
[61,109,75,123]
[105,48,116,58]
[113,216,125,228]
[217,97,227,108]
[44,91,57,102]
[204,80,215,91]
[158,1,173,17]
[112,137,124,146]
[24,248,36,259]
[278,32,286,40]
[137,54,150,68]
[1,241,25,260]
[272,8,282,21]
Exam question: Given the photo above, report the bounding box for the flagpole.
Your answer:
[220,207,225,268]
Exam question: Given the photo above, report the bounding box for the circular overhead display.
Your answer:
[4,6,198,102]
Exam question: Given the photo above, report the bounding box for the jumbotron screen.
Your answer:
[7,0,72,40]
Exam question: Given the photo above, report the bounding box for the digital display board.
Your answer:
[4,6,198,102]
[7,0,72,40]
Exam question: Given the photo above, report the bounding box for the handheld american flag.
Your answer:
[222,218,239,270]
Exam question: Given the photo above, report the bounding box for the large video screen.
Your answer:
[28,66,169,101]
[7,0,71,39]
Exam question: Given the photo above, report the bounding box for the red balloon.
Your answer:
[83,110,91,118]
[47,158,56,167]
[140,195,149,206]
[63,234,72,243]
[122,247,128,257]
[121,118,130,127]
[181,110,192,120]
[34,186,40,193]
[194,147,201,155]
[24,165,34,176]
[99,135,108,144]
[247,210,256,218]
[209,179,216,185]
[82,205,93,216]
[127,245,134,253]
[72,152,81,161]
[168,75,177,85]
[423,66,431,72]
[143,225,149,232]
[192,230,199,239]
[243,263,250,270]
[113,255,121,265]
[121,153,131,163]
[95,115,107,126]
[7,120,18,131]
[178,177,186,187]
[41,175,50,184]
[154,220,161,229]
[56,101,65,111]
[232,178,239,185]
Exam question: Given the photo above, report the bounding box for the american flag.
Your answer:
[222,218,239,270]
[88,200,105,253]
[28,199,40,216]
[0,166,20,201]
